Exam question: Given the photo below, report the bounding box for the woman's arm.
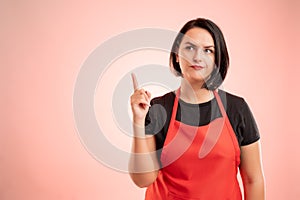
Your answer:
[239,140,265,200]
[128,122,159,188]
[128,73,159,188]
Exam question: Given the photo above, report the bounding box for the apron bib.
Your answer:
[145,89,241,200]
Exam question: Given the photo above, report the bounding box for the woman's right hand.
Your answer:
[130,73,151,124]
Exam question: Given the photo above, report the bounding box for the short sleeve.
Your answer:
[144,99,168,135]
[238,100,260,146]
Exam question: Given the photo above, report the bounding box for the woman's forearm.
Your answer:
[129,120,159,188]
[243,177,265,200]
[240,141,265,200]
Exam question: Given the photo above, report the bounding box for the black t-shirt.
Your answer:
[145,90,260,156]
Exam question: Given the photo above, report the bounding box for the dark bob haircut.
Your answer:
[169,18,229,90]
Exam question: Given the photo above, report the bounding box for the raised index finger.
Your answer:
[131,73,139,91]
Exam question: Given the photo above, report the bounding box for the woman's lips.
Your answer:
[191,65,204,70]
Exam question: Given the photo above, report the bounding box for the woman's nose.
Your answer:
[193,49,204,63]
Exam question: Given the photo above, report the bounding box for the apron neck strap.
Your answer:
[170,88,180,122]
[213,90,227,118]
[171,88,227,122]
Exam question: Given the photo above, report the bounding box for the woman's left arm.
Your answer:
[239,140,265,200]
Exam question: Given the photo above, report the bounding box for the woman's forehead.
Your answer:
[181,27,214,46]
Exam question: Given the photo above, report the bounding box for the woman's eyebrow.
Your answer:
[184,41,196,46]
[203,45,215,48]
[184,42,215,48]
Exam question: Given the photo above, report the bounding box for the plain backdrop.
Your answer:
[1,0,300,199]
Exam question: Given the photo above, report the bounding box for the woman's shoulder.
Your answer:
[218,90,260,146]
[150,91,176,106]
[217,90,251,114]
[218,89,246,106]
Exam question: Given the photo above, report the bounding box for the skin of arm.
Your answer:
[239,140,265,200]
[128,121,159,188]
[128,73,159,188]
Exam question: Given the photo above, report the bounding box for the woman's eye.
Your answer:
[204,49,214,54]
[185,46,195,51]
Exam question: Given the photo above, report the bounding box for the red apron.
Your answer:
[145,89,242,200]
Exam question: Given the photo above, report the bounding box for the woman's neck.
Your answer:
[179,79,214,104]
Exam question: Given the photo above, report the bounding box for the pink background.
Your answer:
[1,0,300,199]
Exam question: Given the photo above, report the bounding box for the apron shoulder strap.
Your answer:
[213,90,241,165]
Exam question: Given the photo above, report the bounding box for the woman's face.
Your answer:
[177,27,215,84]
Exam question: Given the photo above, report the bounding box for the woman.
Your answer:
[129,18,265,199]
